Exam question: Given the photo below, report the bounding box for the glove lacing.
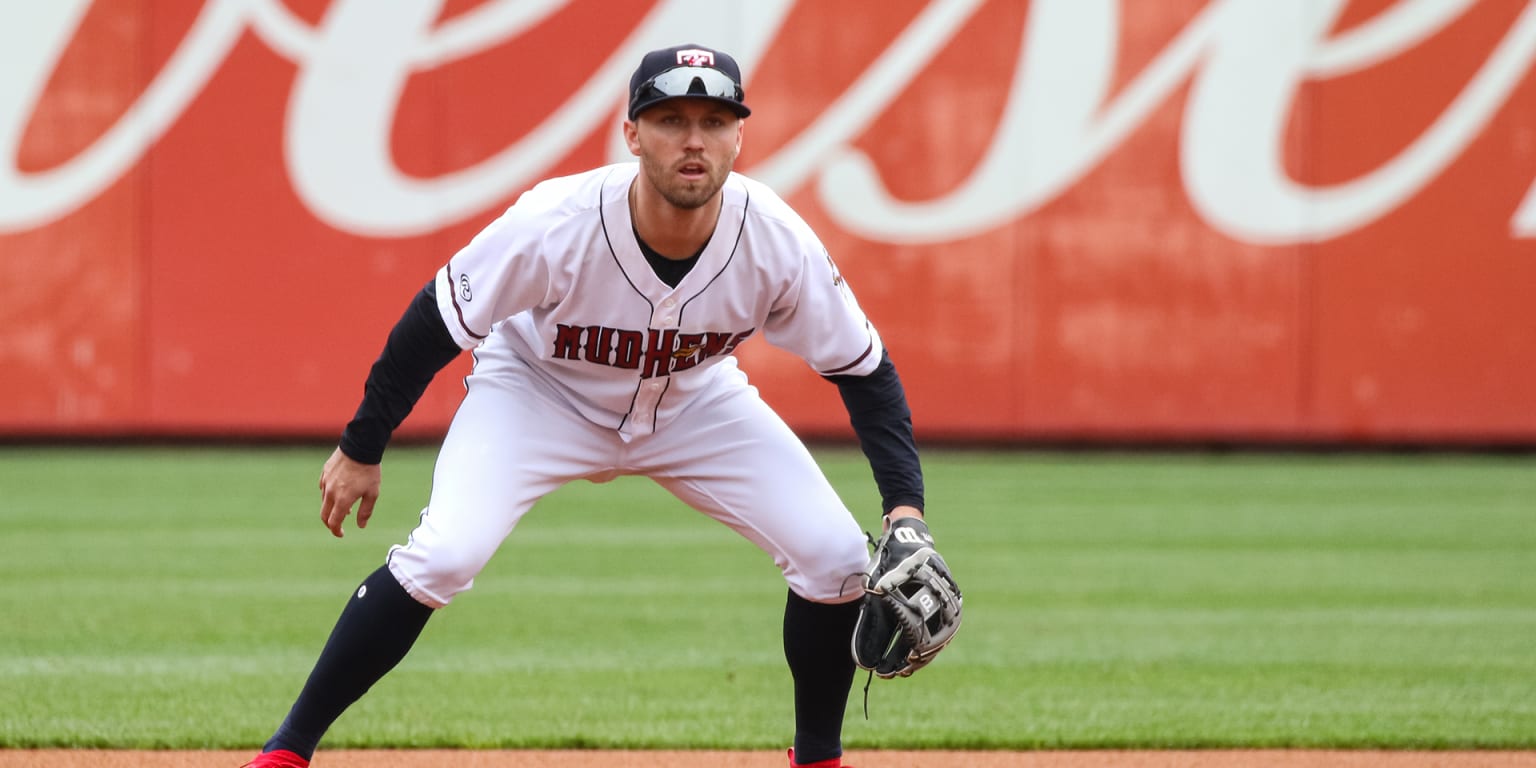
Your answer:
[851,530,878,720]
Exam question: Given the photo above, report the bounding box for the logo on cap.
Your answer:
[675,49,715,67]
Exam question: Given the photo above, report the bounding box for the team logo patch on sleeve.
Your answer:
[825,252,844,287]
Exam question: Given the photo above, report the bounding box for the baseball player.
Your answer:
[243,44,938,768]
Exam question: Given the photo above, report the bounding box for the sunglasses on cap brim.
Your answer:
[634,66,744,105]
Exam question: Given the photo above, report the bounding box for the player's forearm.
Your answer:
[338,281,463,464]
[825,349,925,513]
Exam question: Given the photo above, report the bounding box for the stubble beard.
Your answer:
[642,154,729,211]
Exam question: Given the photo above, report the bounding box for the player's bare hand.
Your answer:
[884,505,923,532]
[318,446,381,538]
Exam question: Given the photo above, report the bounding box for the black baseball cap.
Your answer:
[628,43,750,120]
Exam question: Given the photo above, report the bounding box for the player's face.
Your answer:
[625,99,743,211]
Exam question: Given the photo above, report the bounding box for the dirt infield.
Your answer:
[1,751,1534,768]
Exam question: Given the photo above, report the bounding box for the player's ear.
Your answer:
[623,119,641,156]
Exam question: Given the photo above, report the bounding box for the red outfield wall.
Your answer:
[2,0,1534,444]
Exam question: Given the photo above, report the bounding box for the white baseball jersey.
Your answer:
[431,162,885,438]
[386,162,885,606]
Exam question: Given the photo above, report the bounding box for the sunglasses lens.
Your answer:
[640,66,743,102]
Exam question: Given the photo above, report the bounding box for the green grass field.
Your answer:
[0,445,1532,750]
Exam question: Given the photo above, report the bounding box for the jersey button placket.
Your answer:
[631,296,678,432]
[636,295,673,433]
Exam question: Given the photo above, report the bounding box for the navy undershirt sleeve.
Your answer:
[338,281,463,464]
[823,349,925,514]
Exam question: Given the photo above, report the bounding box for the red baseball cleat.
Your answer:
[240,749,310,768]
[788,747,852,767]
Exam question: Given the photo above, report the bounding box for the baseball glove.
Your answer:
[851,516,963,678]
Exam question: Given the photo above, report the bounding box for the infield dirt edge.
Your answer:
[3,750,1536,768]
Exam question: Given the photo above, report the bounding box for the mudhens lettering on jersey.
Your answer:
[551,324,755,378]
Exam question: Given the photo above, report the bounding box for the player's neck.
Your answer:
[629,181,720,260]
